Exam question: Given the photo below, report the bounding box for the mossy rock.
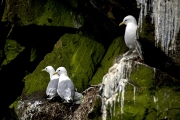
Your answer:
[2,39,25,66]
[105,63,180,120]
[90,36,128,85]
[22,33,105,97]
[2,0,84,28]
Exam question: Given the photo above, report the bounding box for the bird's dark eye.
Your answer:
[45,68,47,70]
[125,19,127,21]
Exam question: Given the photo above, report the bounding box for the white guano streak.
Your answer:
[138,0,180,55]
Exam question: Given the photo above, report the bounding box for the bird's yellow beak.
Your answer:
[53,72,58,75]
[42,69,46,71]
[119,22,124,26]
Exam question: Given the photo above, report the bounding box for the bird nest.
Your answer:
[17,86,100,120]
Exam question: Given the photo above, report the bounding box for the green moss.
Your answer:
[123,89,152,119]
[104,63,180,120]
[145,108,158,120]
[2,39,25,65]
[3,0,84,27]
[102,64,153,120]
[154,87,180,119]
[130,64,154,88]
[9,99,18,110]
[69,35,105,91]
[30,47,37,62]
[117,64,154,119]
[104,86,152,120]
[2,0,46,25]
[35,0,70,26]
[23,33,105,96]
[9,98,19,120]
[90,36,127,85]
[35,0,84,27]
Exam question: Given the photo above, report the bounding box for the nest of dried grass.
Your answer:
[17,86,100,120]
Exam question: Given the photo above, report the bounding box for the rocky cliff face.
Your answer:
[0,0,180,119]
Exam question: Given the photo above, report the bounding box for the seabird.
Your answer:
[119,15,143,60]
[42,66,59,100]
[53,67,75,103]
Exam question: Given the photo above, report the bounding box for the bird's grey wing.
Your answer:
[46,78,59,97]
[58,80,75,99]
[135,28,144,60]
[134,38,144,60]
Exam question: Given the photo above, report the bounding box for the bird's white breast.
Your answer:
[51,74,59,80]
[59,74,70,82]
[125,23,137,49]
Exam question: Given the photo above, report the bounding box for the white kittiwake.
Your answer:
[53,67,75,103]
[42,66,59,100]
[119,15,143,60]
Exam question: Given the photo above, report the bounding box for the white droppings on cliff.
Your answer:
[101,50,139,120]
[72,14,83,29]
[137,0,180,55]
[153,96,158,103]
[133,86,136,104]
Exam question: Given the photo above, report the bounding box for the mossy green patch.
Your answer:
[2,39,25,66]
[116,64,154,119]
[106,85,153,119]
[130,64,154,88]
[104,63,180,119]
[23,33,105,96]
[3,0,84,28]
[30,47,37,62]
[122,89,152,119]
[2,0,46,25]
[9,98,20,120]
[90,36,127,85]
[153,87,180,119]
[35,0,81,27]
[69,35,105,91]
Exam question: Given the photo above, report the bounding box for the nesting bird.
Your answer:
[42,66,59,100]
[119,15,143,60]
[53,67,75,103]
[119,15,137,49]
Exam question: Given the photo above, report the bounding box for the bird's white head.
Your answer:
[54,67,67,76]
[42,66,55,73]
[119,15,137,26]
